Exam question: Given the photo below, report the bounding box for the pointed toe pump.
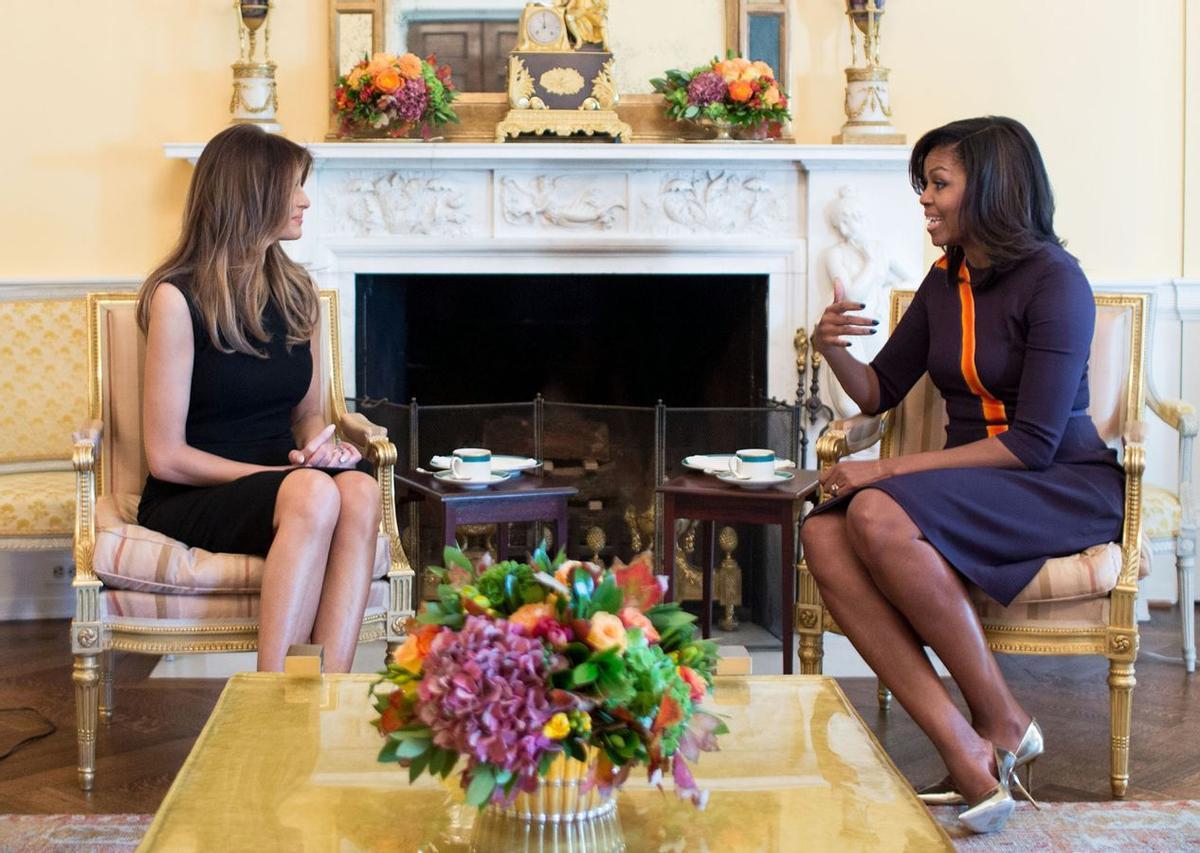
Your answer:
[958,748,1017,834]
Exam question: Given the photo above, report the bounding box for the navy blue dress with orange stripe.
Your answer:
[812,243,1124,606]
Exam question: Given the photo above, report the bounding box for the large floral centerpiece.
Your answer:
[370,546,727,815]
[334,52,458,139]
[651,54,790,139]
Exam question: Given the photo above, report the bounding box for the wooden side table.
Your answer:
[658,470,821,674]
[394,471,578,571]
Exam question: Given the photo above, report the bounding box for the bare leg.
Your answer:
[311,471,381,673]
[801,511,998,800]
[845,490,1032,755]
[258,470,340,672]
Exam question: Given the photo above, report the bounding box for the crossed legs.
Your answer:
[257,469,380,672]
[800,488,1031,802]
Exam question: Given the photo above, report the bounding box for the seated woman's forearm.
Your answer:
[146,444,288,486]
[824,348,881,414]
[884,436,1024,478]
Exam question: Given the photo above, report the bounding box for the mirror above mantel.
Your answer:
[327,0,791,141]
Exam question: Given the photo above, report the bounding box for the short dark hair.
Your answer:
[909,116,1063,268]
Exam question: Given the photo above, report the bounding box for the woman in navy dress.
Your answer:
[801,116,1123,833]
[136,125,381,673]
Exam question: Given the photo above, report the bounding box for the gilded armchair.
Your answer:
[1141,303,1197,671]
[71,291,414,790]
[0,298,87,555]
[797,290,1148,798]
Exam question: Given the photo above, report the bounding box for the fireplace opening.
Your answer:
[355,273,768,406]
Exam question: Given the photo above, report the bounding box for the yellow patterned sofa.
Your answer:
[0,298,88,552]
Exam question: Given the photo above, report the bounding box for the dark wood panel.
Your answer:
[406,19,517,94]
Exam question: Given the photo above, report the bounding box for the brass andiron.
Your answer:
[623,503,655,554]
[585,525,607,565]
[230,1,282,133]
[716,526,743,631]
[833,1,904,145]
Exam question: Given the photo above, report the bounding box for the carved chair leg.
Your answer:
[797,630,823,675]
[877,681,892,711]
[73,653,100,791]
[99,650,115,722]
[1108,658,1135,798]
[1178,528,1196,672]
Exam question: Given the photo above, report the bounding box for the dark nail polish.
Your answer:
[856,303,867,310]
[869,329,877,334]
[871,319,880,326]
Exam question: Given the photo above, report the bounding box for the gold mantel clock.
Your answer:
[496,0,632,142]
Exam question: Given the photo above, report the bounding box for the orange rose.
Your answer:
[397,53,424,80]
[508,599,557,633]
[367,52,393,75]
[393,623,440,673]
[585,611,628,654]
[715,60,740,83]
[728,80,754,103]
[762,85,781,107]
[374,68,402,93]
[618,607,659,643]
[678,665,707,701]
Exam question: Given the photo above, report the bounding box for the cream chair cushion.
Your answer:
[99,580,389,622]
[0,299,88,463]
[0,470,75,536]
[1143,485,1181,539]
[92,494,390,596]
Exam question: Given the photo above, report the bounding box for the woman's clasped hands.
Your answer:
[813,278,879,355]
[288,423,363,470]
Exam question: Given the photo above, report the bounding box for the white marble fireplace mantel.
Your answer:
[165,142,926,403]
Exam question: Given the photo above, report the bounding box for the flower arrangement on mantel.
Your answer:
[334,52,459,139]
[651,54,791,138]
[369,546,727,810]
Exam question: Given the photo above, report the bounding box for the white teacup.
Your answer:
[728,449,776,480]
[450,448,492,481]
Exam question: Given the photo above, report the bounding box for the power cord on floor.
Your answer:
[0,707,57,761]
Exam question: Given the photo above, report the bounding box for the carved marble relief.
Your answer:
[499,175,627,231]
[637,170,790,236]
[323,171,475,237]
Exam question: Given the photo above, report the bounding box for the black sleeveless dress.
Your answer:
[138,283,361,557]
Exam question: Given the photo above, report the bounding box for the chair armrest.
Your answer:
[815,413,887,470]
[1116,421,1146,590]
[1148,396,1198,437]
[72,419,103,584]
[338,411,387,448]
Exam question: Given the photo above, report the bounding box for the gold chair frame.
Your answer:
[70,290,415,791]
[796,290,1147,798]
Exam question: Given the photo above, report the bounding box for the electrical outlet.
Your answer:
[46,564,74,585]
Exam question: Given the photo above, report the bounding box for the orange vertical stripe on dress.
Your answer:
[955,263,1009,437]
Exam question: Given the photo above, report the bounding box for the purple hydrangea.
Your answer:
[687,71,728,107]
[392,77,430,122]
[417,616,557,797]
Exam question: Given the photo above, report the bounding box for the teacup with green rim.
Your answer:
[728,449,776,480]
[450,448,492,481]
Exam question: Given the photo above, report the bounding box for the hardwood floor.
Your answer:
[0,608,1197,814]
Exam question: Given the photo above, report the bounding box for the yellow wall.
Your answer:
[0,0,1190,282]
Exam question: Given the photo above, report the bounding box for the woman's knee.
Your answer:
[845,491,910,558]
[334,471,381,528]
[277,469,341,528]
[800,513,847,583]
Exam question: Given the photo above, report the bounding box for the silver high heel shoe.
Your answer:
[958,748,1017,834]
[917,719,1044,808]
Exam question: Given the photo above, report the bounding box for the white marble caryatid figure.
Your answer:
[822,186,911,418]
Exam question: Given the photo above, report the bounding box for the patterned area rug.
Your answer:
[0,815,151,851]
[1,804,1197,851]
[930,801,1200,851]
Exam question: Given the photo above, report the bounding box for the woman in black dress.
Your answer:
[136,125,380,673]
[801,117,1123,833]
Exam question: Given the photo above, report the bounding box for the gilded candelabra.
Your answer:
[833,1,904,145]
[230,1,282,134]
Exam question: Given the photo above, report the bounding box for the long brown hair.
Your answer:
[137,124,318,356]
[909,116,1063,269]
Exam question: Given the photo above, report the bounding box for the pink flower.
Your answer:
[618,607,659,643]
[678,665,707,702]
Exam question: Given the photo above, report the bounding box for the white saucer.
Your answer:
[429,455,540,474]
[715,470,796,490]
[684,454,796,473]
[433,470,512,490]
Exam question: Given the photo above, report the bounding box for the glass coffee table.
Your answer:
[139,674,952,851]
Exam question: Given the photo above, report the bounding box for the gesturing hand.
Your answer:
[288,424,363,470]
[820,458,890,500]
[813,278,878,355]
